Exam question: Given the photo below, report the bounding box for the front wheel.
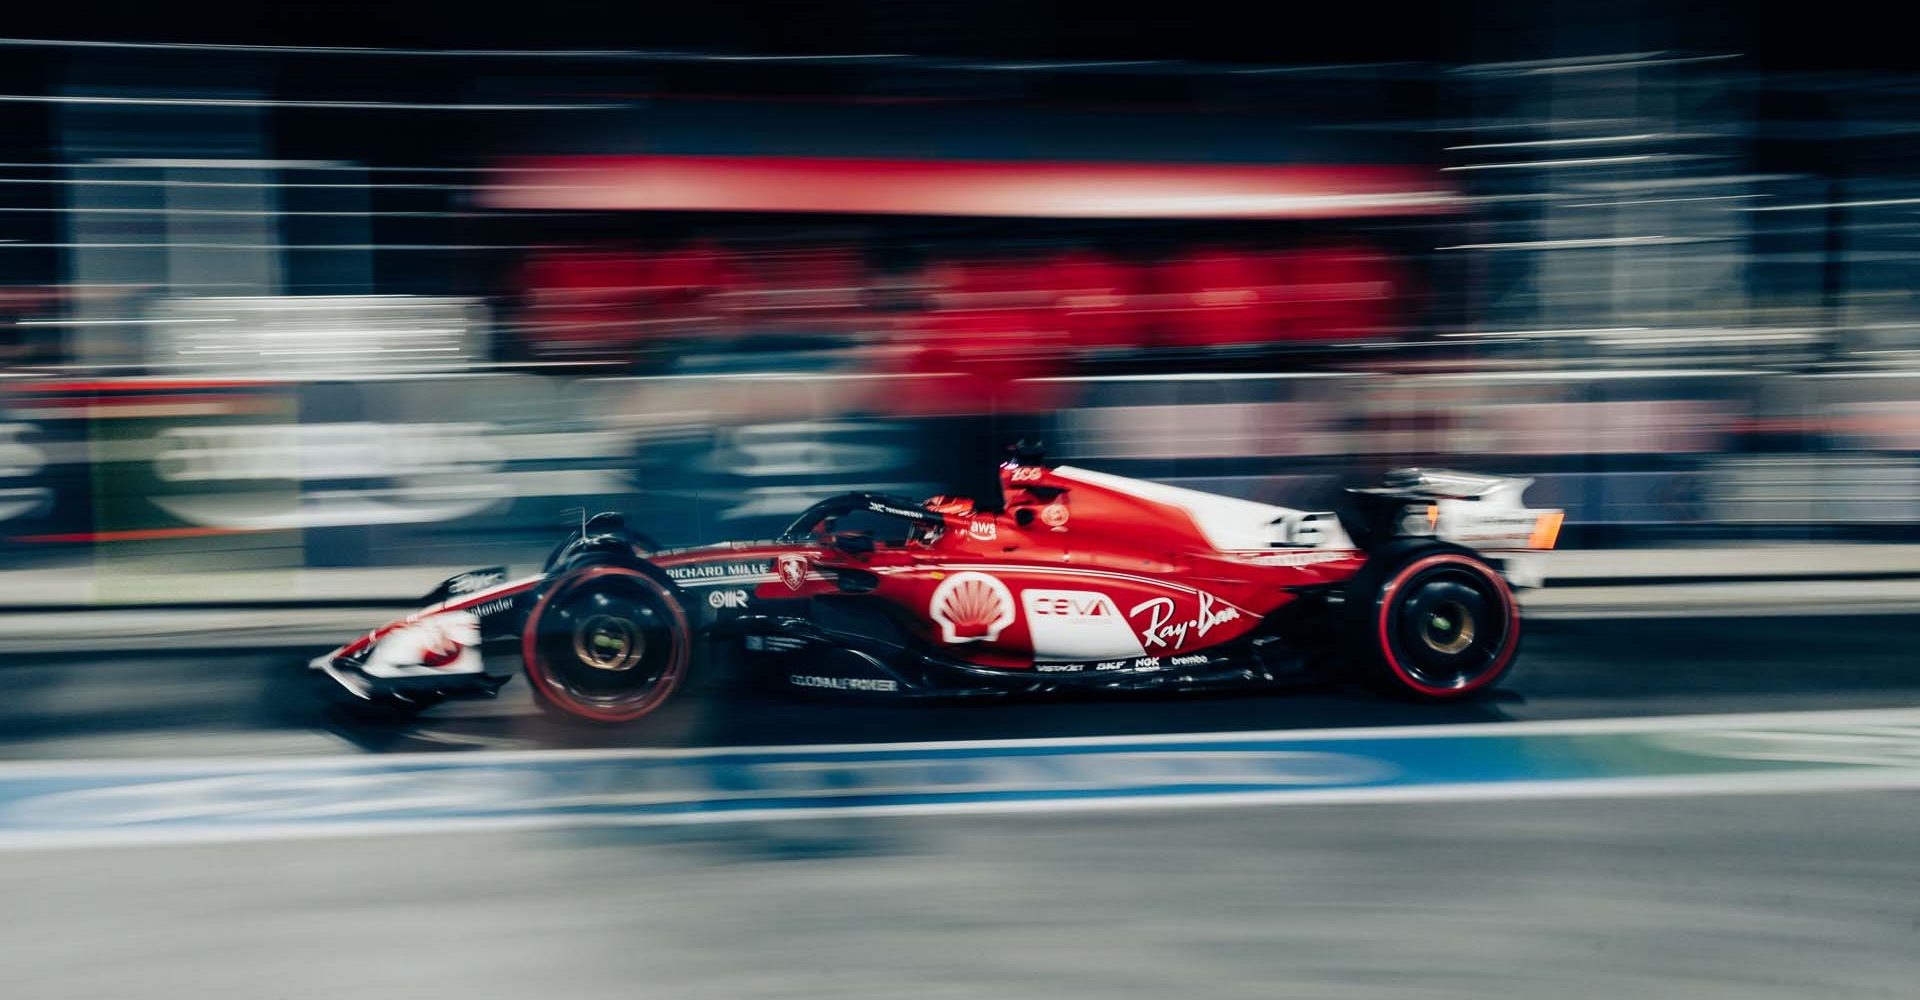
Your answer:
[1345,542,1520,701]
[521,564,694,723]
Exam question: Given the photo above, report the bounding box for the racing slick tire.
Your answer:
[1343,540,1520,701]
[521,561,694,724]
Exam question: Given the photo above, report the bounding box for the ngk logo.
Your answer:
[1022,589,1119,621]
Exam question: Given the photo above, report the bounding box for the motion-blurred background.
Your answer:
[12,8,1920,1000]
[5,1,1920,602]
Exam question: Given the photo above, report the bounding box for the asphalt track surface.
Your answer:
[4,612,1920,997]
[4,791,1919,998]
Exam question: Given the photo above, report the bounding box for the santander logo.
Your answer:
[930,572,1016,644]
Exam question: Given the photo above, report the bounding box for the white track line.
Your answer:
[4,766,1920,853]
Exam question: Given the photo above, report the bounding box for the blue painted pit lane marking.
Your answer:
[4,707,1920,850]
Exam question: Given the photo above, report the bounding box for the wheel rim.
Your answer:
[1380,560,1514,694]
[1419,598,1476,656]
[572,614,647,672]
[525,567,689,721]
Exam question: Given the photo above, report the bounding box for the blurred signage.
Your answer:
[0,424,52,527]
[151,422,509,530]
[7,370,1915,575]
[145,296,490,377]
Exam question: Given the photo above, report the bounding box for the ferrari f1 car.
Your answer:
[312,455,1564,723]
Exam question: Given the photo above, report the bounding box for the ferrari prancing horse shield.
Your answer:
[776,554,808,592]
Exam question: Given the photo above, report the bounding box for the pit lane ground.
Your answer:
[4,748,1920,999]
[4,610,1920,997]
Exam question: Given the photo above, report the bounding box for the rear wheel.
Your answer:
[521,564,693,723]
[1346,542,1520,700]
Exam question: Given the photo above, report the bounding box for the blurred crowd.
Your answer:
[1,239,1410,382]
[492,239,1403,372]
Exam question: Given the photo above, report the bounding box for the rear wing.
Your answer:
[1342,468,1564,585]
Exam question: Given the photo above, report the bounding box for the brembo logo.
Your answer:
[930,572,1015,644]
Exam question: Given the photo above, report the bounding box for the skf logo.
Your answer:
[776,554,809,592]
[708,589,750,609]
[968,515,997,542]
[930,572,1015,644]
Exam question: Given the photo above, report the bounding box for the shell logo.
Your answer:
[929,572,1016,644]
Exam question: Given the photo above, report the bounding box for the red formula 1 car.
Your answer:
[312,455,1563,723]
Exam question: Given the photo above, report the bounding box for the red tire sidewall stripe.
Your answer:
[521,565,691,722]
[1374,553,1519,697]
